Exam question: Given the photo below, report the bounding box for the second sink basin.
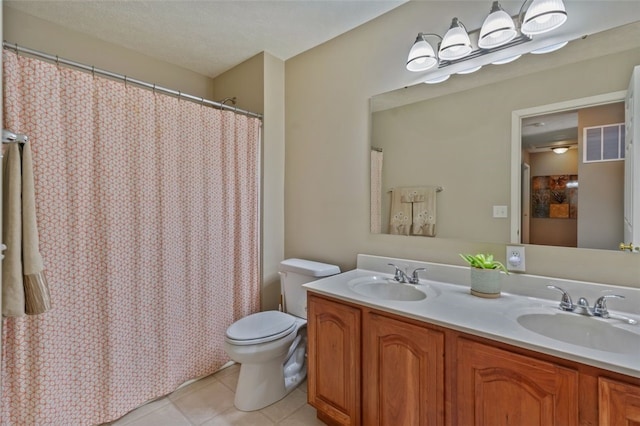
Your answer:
[517,311,640,355]
[347,276,436,301]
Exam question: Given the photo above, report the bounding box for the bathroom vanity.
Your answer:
[304,255,640,426]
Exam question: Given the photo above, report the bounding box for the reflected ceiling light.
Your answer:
[531,40,569,54]
[406,33,441,72]
[520,0,568,36]
[457,65,482,75]
[424,75,451,84]
[439,18,472,61]
[479,2,518,49]
[552,147,569,154]
[492,54,522,65]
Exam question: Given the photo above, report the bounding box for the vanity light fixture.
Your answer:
[531,40,569,54]
[520,0,568,36]
[479,2,518,49]
[406,0,568,81]
[439,18,473,61]
[491,54,522,65]
[552,146,569,154]
[424,74,451,84]
[457,65,483,75]
[406,33,442,72]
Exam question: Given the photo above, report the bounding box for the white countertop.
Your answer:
[303,254,640,378]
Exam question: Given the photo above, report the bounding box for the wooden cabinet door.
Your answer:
[600,377,640,425]
[307,294,361,426]
[363,312,444,426]
[456,338,578,426]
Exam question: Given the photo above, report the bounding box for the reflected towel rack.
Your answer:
[2,129,29,144]
[387,186,443,193]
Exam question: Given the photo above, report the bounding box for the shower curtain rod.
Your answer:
[2,41,263,120]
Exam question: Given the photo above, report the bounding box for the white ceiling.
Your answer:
[522,111,579,150]
[4,0,407,78]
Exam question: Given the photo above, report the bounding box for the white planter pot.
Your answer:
[469,268,503,298]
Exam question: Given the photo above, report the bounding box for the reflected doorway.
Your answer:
[519,102,625,249]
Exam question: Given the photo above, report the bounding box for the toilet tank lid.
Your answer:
[279,258,340,277]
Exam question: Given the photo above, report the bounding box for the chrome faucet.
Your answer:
[546,285,575,311]
[387,263,425,284]
[546,284,631,321]
[593,294,625,318]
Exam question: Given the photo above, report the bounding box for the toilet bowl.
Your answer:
[224,259,340,411]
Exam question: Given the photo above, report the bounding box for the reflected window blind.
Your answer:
[584,123,625,163]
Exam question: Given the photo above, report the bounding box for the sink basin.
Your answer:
[347,276,434,301]
[517,312,640,355]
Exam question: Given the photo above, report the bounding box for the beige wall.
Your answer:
[261,53,286,310]
[578,103,626,250]
[212,52,264,114]
[2,6,286,308]
[213,52,286,310]
[285,2,640,287]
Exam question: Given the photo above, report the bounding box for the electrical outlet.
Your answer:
[506,246,526,272]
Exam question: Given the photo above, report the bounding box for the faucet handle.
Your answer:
[387,263,407,283]
[593,294,625,318]
[410,268,426,284]
[546,284,575,311]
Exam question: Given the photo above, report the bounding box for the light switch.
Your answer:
[493,205,508,218]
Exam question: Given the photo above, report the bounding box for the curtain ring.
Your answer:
[55,55,60,67]
[14,43,19,56]
[91,65,95,77]
[178,91,182,100]
[152,83,156,94]
[124,76,128,87]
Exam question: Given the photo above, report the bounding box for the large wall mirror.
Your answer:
[370,21,640,252]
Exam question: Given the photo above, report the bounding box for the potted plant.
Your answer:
[459,253,508,298]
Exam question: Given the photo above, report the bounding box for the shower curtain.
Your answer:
[1,50,261,425]
[370,149,383,234]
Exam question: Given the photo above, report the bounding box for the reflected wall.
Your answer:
[371,46,640,245]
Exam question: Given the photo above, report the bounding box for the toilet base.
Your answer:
[233,330,307,412]
[234,360,290,411]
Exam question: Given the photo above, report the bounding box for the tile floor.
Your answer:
[108,364,325,425]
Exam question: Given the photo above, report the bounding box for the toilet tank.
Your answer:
[279,258,340,319]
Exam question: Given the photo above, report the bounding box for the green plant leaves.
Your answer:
[459,253,508,273]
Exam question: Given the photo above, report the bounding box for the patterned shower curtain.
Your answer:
[1,50,261,425]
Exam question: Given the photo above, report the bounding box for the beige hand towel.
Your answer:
[389,188,412,235]
[411,186,437,237]
[21,142,51,315]
[2,141,51,317]
[2,143,26,316]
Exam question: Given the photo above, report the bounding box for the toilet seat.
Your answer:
[226,311,297,346]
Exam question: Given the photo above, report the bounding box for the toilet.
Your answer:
[224,258,341,411]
